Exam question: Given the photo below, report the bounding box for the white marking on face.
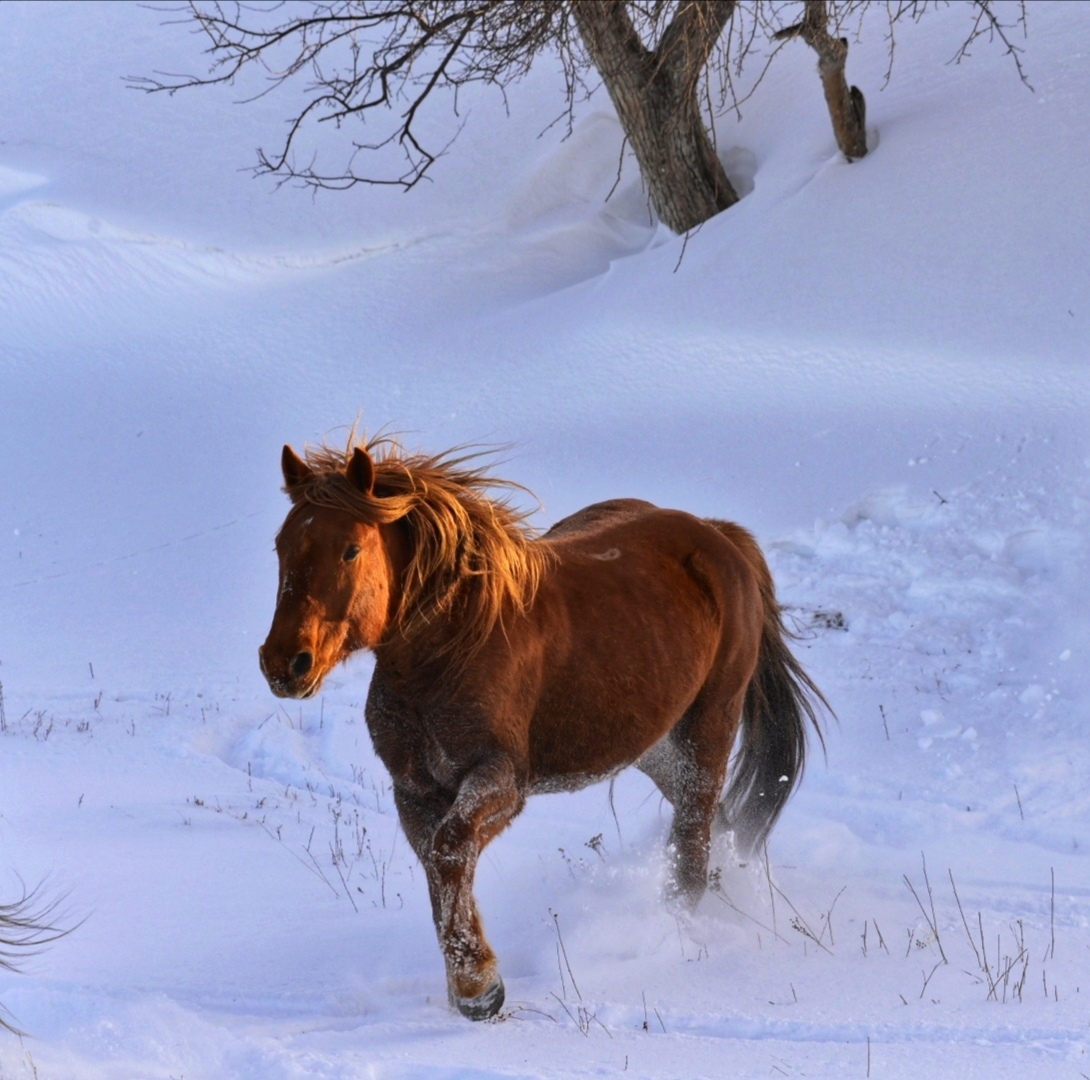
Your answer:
[278,574,291,603]
[591,548,621,561]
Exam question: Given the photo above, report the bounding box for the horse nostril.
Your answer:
[291,651,313,678]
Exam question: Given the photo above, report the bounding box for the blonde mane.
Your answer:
[286,433,553,660]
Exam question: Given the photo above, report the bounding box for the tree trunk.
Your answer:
[569,0,738,234]
[778,0,867,160]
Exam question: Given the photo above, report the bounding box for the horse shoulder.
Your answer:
[364,663,429,786]
[368,635,543,790]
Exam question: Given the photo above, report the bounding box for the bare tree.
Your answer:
[135,1,1030,234]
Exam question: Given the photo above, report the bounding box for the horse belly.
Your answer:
[527,680,703,787]
[525,580,717,788]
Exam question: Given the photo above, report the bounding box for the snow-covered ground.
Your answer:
[2,2,1089,1076]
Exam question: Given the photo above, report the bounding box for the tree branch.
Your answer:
[775,0,867,160]
[132,1,564,191]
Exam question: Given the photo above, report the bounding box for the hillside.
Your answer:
[1,3,1089,1076]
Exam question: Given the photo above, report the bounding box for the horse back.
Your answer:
[544,501,761,612]
[543,498,657,539]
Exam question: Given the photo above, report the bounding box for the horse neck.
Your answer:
[374,505,498,683]
[377,516,414,627]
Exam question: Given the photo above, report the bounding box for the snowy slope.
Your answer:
[1,2,1089,1077]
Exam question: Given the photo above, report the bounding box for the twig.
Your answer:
[919,959,943,999]
[330,842,359,913]
[763,845,778,936]
[708,884,792,946]
[0,881,81,1034]
[550,992,589,1038]
[1048,867,1056,961]
[903,853,947,963]
[977,912,996,996]
[948,870,982,969]
[550,909,582,1002]
[769,882,833,955]
[873,918,890,955]
[606,778,624,849]
[819,885,847,946]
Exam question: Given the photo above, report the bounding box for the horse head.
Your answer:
[259,444,401,699]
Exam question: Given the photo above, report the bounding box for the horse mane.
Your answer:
[287,433,553,661]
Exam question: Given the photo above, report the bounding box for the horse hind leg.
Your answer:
[666,764,727,906]
[635,736,680,805]
[637,698,741,908]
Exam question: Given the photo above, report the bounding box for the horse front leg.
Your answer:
[397,756,524,1020]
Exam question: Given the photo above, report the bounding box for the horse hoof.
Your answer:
[454,976,505,1020]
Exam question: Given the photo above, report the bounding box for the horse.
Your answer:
[259,434,827,1020]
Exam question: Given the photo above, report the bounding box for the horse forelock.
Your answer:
[286,435,553,662]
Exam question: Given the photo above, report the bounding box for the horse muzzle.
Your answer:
[259,645,321,699]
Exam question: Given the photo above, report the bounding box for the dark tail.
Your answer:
[708,521,830,857]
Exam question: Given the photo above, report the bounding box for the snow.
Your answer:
[2,1,1089,1076]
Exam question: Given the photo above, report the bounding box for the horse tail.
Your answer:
[708,521,829,857]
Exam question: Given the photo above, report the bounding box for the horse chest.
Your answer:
[364,667,501,794]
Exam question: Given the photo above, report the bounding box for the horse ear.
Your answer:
[281,444,311,490]
[346,446,376,496]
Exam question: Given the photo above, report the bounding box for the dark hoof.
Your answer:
[454,976,505,1020]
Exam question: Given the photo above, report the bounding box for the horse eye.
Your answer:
[343,544,361,562]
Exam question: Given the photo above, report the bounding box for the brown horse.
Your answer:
[260,435,826,1020]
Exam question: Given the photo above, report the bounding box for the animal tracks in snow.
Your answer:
[0,198,429,313]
